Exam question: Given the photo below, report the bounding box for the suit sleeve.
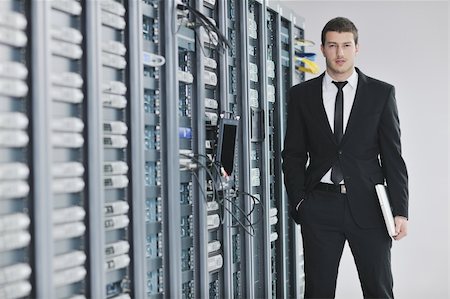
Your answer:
[282,87,309,209]
[378,86,409,218]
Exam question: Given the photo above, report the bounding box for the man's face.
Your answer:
[321,31,359,80]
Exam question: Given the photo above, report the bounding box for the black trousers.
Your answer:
[297,188,393,299]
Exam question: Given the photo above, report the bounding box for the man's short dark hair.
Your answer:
[321,17,358,45]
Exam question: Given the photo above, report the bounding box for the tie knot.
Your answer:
[332,81,348,90]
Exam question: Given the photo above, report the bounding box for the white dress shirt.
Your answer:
[320,69,359,184]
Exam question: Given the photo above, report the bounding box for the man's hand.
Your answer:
[393,216,408,240]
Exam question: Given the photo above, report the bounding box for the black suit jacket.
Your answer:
[282,68,408,228]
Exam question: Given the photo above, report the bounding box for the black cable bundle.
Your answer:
[176,1,231,53]
[180,152,263,236]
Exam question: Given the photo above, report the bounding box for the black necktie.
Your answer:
[331,81,348,185]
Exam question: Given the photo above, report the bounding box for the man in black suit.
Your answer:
[282,17,408,298]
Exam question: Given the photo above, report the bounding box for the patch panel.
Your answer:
[52,132,84,148]
[100,0,126,17]
[53,222,86,240]
[52,162,85,178]
[0,162,29,180]
[208,240,221,254]
[269,215,278,226]
[181,215,193,237]
[177,70,194,84]
[145,198,162,222]
[101,10,126,30]
[50,72,83,88]
[145,126,161,150]
[145,161,161,186]
[248,63,258,82]
[0,10,27,30]
[232,234,241,263]
[270,232,278,242]
[52,117,85,133]
[0,78,28,97]
[103,121,128,135]
[180,182,192,204]
[102,93,128,109]
[181,248,194,271]
[0,61,28,79]
[0,263,32,285]
[50,27,83,44]
[103,81,127,95]
[146,269,164,295]
[105,254,131,272]
[106,241,130,258]
[53,251,87,271]
[144,90,160,114]
[182,280,194,299]
[0,280,32,299]
[103,135,129,148]
[104,161,129,176]
[50,40,83,60]
[104,215,130,231]
[249,88,259,108]
[54,266,87,287]
[250,167,261,187]
[0,180,30,199]
[102,40,127,56]
[50,0,82,15]
[53,206,86,224]
[101,52,127,69]
[204,0,217,7]
[146,233,162,258]
[105,201,130,216]
[52,177,85,194]
[204,70,218,86]
[207,201,219,211]
[106,280,128,298]
[0,213,30,232]
[207,214,220,230]
[205,111,218,126]
[0,231,30,252]
[267,84,275,102]
[209,279,220,299]
[203,57,218,69]
[207,254,223,272]
[0,27,27,47]
[233,271,241,298]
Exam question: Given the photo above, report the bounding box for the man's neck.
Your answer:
[326,67,355,82]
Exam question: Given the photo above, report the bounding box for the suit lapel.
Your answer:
[341,68,367,145]
[311,73,337,144]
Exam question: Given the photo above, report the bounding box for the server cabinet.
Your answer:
[0,1,307,298]
[239,0,272,298]
[140,1,165,298]
[224,0,248,298]
[0,1,33,298]
[48,1,89,297]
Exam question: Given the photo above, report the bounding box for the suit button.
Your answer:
[338,150,343,155]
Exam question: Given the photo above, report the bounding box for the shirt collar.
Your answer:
[323,68,358,90]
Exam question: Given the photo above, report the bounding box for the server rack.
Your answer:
[0,1,33,298]
[140,1,165,298]
[0,1,307,298]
